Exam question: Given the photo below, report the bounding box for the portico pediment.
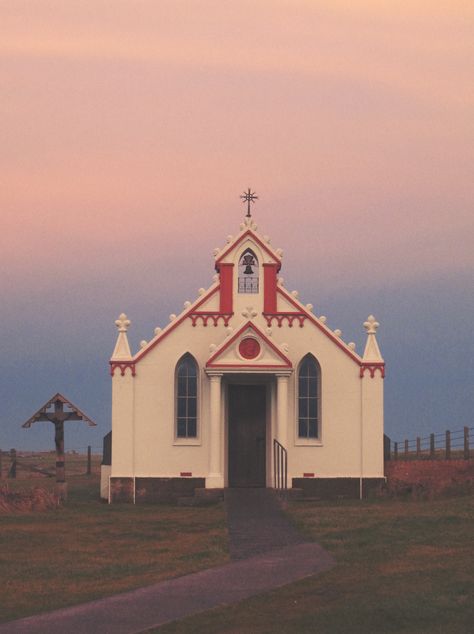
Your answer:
[206,321,292,371]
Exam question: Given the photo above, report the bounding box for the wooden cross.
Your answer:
[22,393,96,492]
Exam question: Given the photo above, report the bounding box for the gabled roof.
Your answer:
[215,222,282,270]
[22,393,97,428]
[133,283,220,362]
[275,285,363,365]
[206,321,292,369]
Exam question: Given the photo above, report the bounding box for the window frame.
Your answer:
[173,353,201,446]
[294,354,322,446]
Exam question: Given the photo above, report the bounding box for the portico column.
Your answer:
[276,373,290,449]
[207,372,224,488]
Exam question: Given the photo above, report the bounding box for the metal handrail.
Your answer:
[273,438,287,491]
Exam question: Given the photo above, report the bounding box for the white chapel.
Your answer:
[102,199,385,502]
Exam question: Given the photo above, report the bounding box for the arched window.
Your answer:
[238,248,259,293]
[176,354,198,438]
[298,354,320,438]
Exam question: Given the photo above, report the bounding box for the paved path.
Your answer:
[225,488,305,559]
[1,490,334,633]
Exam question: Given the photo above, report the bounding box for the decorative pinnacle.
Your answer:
[240,188,258,218]
[115,313,130,333]
[364,315,380,334]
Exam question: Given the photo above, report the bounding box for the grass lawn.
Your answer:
[2,474,473,633]
[157,495,474,634]
[0,474,229,624]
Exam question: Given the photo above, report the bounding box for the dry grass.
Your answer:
[0,486,60,512]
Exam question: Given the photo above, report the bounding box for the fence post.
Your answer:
[416,437,421,458]
[8,449,17,478]
[464,427,469,460]
[430,433,435,459]
[394,442,398,460]
[446,430,451,460]
[87,445,92,475]
[0,448,2,478]
[404,439,409,457]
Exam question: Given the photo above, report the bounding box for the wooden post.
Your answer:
[87,445,92,475]
[404,439,409,457]
[53,400,67,500]
[446,430,451,460]
[383,435,391,461]
[8,449,17,478]
[394,442,398,460]
[416,437,421,458]
[0,449,2,478]
[464,427,469,460]
[430,433,435,459]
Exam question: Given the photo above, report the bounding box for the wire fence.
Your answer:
[0,446,103,479]
[387,426,473,461]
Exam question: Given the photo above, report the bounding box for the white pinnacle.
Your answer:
[364,315,380,335]
[362,315,383,361]
[115,313,131,333]
[111,313,132,361]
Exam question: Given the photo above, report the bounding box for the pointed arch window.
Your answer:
[176,354,198,438]
[298,355,320,439]
[238,248,259,293]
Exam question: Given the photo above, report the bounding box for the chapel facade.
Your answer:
[102,209,385,502]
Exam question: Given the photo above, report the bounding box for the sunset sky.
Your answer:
[1,1,473,451]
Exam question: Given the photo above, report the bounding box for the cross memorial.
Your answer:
[22,393,96,499]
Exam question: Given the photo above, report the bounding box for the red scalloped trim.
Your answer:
[360,363,385,379]
[110,362,136,377]
[190,312,233,327]
[263,313,306,328]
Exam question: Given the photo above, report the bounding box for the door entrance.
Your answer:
[228,384,266,487]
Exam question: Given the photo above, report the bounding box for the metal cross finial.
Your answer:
[240,188,258,218]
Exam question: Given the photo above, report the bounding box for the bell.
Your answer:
[242,254,255,275]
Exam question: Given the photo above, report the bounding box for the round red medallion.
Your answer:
[239,338,261,359]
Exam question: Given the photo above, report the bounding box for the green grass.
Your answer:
[157,496,474,634]
[0,474,228,624]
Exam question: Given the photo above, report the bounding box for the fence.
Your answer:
[387,426,473,461]
[0,446,102,479]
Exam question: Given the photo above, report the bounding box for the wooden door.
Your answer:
[228,385,266,487]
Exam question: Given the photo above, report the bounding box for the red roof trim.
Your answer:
[215,230,281,270]
[277,287,362,365]
[206,320,292,368]
[133,285,220,362]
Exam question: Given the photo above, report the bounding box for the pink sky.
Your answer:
[2,1,473,298]
[1,1,473,449]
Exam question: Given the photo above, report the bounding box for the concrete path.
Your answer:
[225,487,305,559]
[1,490,334,633]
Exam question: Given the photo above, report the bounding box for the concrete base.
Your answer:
[292,477,385,500]
[110,477,134,503]
[135,477,205,504]
[206,474,225,489]
[54,483,68,502]
[100,465,111,500]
